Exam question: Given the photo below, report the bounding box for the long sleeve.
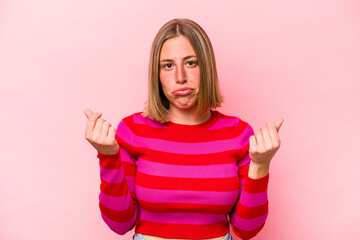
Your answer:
[97,119,139,235]
[95,111,270,239]
[230,126,269,240]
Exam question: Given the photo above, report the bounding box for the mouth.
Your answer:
[172,87,194,96]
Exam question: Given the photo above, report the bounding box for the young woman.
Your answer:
[84,18,283,240]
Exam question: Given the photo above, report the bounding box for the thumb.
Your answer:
[274,118,284,132]
[84,108,94,119]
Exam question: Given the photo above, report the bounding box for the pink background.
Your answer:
[1,0,359,239]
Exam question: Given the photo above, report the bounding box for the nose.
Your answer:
[176,64,187,84]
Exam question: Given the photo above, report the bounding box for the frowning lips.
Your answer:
[172,87,194,96]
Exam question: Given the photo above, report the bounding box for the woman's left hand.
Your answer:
[249,118,284,166]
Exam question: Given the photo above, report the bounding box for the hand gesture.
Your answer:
[84,108,119,155]
[249,118,284,166]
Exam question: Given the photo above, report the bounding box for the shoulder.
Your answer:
[117,111,165,130]
[214,111,253,130]
[213,111,254,138]
[120,112,142,124]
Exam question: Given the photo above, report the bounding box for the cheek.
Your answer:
[159,71,174,85]
[159,74,171,93]
[189,69,201,85]
[159,73,166,87]
[159,71,167,83]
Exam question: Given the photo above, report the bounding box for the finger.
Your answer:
[261,124,273,150]
[255,130,265,152]
[249,135,257,153]
[100,121,111,138]
[85,112,102,137]
[267,121,281,148]
[274,118,284,132]
[107,126,117,143]
[93,118,105,138]
[84,108,94,119]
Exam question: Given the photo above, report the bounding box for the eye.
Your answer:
[187,60,197,66]
[163,63,172,69]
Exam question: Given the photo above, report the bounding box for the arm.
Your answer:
[98,118,139,234]
[84,109,139,234]
[230,119,283,239]
[97,119,139,235]
[230,152,269,239]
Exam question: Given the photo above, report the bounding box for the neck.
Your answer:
[168,107,212,125]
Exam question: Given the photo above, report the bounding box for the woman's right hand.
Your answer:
[84,108,120,155]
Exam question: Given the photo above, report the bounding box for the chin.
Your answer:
[177,103,196,110]
[172,97,198,110]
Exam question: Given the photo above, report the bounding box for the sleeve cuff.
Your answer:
[97,150,120,159]
[97,150,121,169]
[244,173,269,193]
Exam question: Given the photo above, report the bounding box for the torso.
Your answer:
[119,111,245,240]
[143,234,226,240]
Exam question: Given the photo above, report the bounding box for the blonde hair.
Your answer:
[142,18,223,123]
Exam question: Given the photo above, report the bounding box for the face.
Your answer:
[159,35,200,112]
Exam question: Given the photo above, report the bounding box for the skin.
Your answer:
[83,35,284,240]
[84,109,119,155]
[159,35,212,125]
[248,118,284,179]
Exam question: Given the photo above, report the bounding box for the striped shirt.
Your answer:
[97,110,269,239]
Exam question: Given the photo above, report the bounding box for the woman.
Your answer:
[84,18,283,240]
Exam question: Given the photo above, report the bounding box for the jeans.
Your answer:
[133,233,233,240]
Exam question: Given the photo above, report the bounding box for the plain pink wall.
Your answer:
[1,0,359,239]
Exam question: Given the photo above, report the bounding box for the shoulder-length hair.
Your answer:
[142,18,223,123]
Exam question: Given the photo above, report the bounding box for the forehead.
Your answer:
[160,35,196,58]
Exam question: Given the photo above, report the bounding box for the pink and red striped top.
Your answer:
[97,110,269,239]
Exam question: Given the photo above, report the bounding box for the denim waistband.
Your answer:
[133,233,233,240]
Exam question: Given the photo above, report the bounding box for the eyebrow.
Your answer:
[160,55,197,62]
